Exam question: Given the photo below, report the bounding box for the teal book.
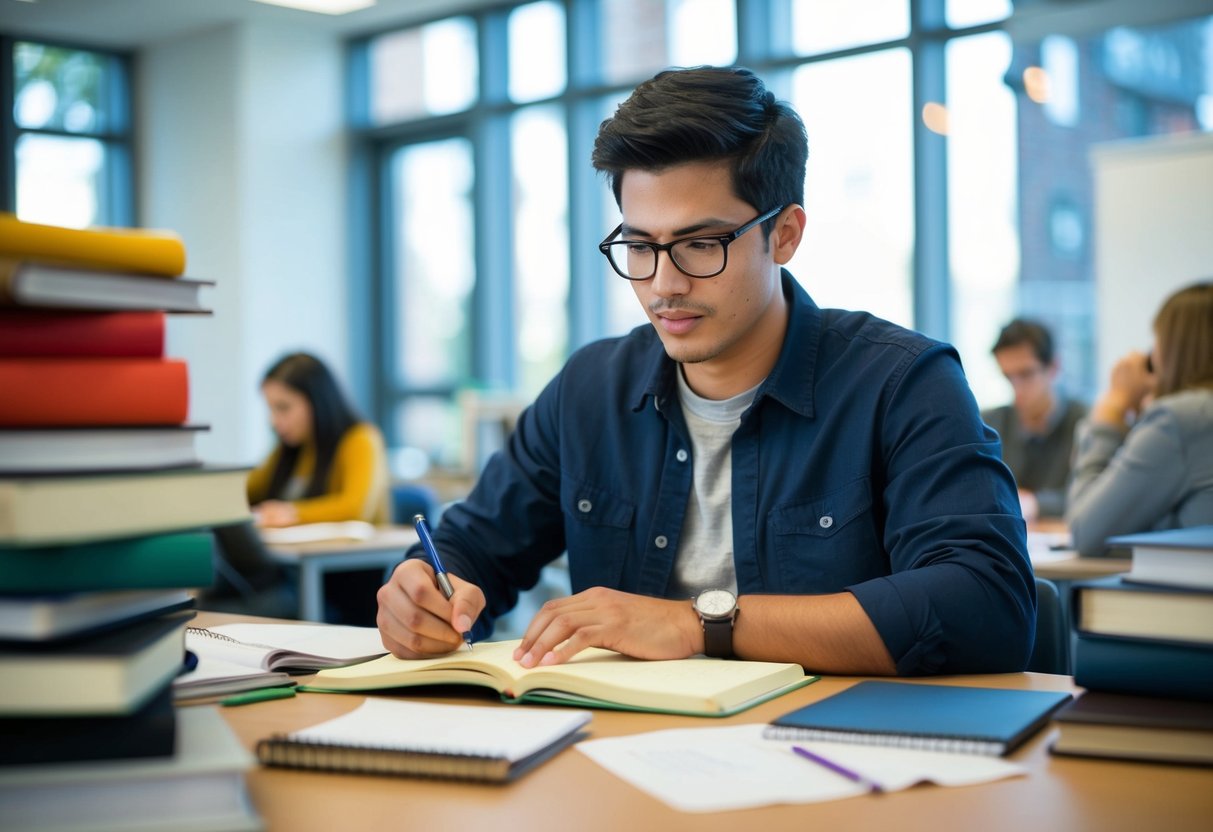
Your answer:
[0,531,214,593]
[764,681,1072,756]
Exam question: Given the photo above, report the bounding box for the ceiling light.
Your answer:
[250,0,376,15]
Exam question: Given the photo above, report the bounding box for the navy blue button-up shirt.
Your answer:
[416,271,1035,675]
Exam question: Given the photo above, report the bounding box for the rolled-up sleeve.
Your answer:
[847,345,1036,675]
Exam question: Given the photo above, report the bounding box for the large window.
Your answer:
[351,1,1213,473]
[2,38,133,228]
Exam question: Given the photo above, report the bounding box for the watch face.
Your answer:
[696,589,736,618]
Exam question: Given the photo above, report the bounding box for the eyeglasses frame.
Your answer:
[597,204,787,281]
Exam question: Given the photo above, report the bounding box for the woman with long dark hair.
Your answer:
[248,352,389,527]
[1067,282,1213,555]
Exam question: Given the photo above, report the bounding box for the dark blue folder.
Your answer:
[764,680,1072,756]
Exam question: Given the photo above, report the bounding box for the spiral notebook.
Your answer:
[763,681,1072,756]
[257,698,592,783]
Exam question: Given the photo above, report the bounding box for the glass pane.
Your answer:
[511,106,569,398]
[394,397,462,470]
[787,50,915,328]
[946,0,1011,30]
[946,32,1021,410]
[369,17,478,124]
[600,0,736,86]
[509,1,566,103]
[13,42,122,134]
[791,0,908,55]
[991,14,1213,405]
[15,134,108,228]
[391,138,475,391]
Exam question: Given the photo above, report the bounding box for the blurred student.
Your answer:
[209,352,389,623]
[1067,282,1213,555]
[982,318,1087,521]
[247,352,390,527]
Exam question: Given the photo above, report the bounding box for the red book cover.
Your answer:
[0,310,165,357]
[0,358,189,426]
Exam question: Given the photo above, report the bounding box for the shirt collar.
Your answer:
[631,269,820,419]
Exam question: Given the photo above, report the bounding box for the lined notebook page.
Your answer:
[288,698,592,761]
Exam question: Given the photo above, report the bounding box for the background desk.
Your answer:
[262,527,417,621]
[196,612,1213,832]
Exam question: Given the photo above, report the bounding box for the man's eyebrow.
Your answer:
[620,218,734,239]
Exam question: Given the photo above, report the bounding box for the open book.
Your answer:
[258,698,591,783]
[186,623,388,671]
[305,639,813,717]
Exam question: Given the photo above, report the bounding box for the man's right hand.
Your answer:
[376,559,486,658]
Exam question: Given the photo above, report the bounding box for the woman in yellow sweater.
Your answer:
[247,352,390,528]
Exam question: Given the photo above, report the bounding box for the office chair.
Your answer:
[1028,576,1069,675]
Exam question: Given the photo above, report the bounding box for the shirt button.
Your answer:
[676,449,688,462]
[655,535,669,549]
[577,499,592,513]
[819,515,834,529]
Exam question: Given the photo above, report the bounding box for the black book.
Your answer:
[1051,690,1213,765]
[0,685,175,765]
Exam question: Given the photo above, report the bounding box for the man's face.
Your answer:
[994,343,1057,417]
[617,161,797,394]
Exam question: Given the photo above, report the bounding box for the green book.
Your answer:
[0,531,214,593]
[304,638,814,717]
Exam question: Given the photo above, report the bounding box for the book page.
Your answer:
[193,624,387,669]
[288,698,591,762]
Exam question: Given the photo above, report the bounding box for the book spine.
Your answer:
[760,726,1004,756]
[257,738,510,782]
[1073,634,1213,701]
[0,216,186,277]
[0,532,214,593]
[0,358,188,426]
[0,310,165,357]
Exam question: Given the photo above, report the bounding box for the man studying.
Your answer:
[377,66,1035,676]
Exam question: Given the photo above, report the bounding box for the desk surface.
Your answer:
[196,612,1213,832]
[261,526,418,559]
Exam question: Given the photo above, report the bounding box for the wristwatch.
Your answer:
[693,588,738,659]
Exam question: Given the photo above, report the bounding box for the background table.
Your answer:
[262,527,417,621]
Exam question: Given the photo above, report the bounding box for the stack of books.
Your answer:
[1051,526,1213,765]
[0,214,260,830]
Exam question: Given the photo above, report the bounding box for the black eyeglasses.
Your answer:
[598,205,786,281]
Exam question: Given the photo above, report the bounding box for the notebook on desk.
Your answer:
[763,681,1072,756]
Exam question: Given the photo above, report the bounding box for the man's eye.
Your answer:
[625,243,651,254]
[684,239,721,252]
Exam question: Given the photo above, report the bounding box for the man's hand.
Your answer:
[513,587,702,668]
[376,559,485,658]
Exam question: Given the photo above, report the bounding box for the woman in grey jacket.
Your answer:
[1067,282,1213,556]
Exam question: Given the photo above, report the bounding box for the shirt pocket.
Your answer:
[561,478,635,591]
[768,477,883,592]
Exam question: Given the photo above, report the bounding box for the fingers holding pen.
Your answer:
[376,559,483,657]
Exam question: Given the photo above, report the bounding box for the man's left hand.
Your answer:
[513,587,703,667]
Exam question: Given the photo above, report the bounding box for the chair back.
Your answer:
[1028,576,1069,674]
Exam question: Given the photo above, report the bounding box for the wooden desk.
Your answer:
[262,527,417,621]
[195,613,1213,832]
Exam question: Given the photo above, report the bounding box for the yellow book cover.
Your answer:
[0,214,186,277]
[305,638,813,717]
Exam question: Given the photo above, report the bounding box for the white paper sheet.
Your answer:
[577,723,1027,812]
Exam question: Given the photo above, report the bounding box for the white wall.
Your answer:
[139,22,348,466]
[1092,131,1213,383]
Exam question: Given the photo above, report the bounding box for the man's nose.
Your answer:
[649,249,691,297]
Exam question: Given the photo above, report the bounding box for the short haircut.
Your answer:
[991,318,1055,366]
[1153,281,1213,398]
[591,66,808,236]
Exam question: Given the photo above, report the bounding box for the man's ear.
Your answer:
[772,205,807,265]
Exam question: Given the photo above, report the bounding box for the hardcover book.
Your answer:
[0,357,189,427]
[1051,690,1213,765]
[306,638,813,717]
[762,680,1072,756]
[0,213,187,277]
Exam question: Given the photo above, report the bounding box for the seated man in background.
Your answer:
[982,319,1088,521]
[378,66,1035,677]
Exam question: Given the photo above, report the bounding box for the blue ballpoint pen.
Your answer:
[413,514,473,651]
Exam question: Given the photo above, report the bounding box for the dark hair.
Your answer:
[1153,281,1213,398]
[592,66,808,236]
[991,318,1055,367]
[262,352,360,500]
